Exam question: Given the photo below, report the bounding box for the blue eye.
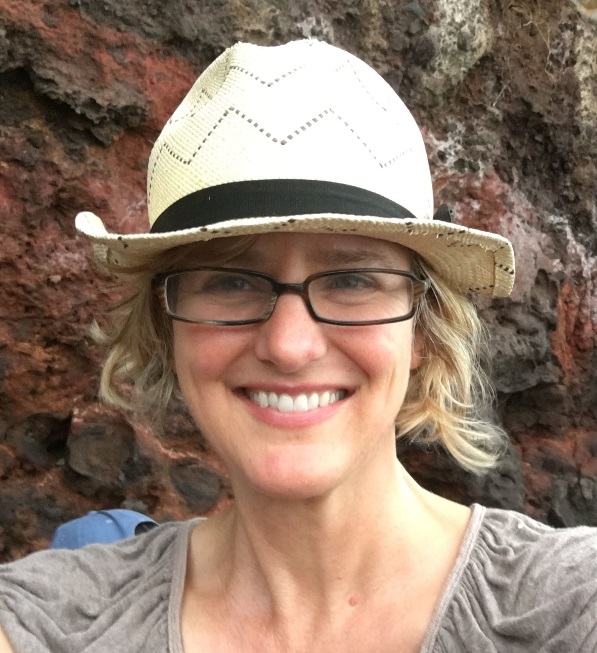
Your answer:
[202,273,254,293]
[324,273,377,291]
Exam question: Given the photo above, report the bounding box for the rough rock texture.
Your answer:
[0,0,596,559]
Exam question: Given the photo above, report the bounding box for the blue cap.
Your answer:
[50,509,158,549]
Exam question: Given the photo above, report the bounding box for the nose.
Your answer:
[253,290,328,373]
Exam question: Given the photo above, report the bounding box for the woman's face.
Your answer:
[172,232,422,500]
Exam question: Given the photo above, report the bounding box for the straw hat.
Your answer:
[76,39,515,297]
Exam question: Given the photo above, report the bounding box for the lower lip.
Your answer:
[239,392,346,428]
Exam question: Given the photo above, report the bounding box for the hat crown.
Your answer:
[147,40,433,226]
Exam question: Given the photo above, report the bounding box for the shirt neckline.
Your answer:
[418,503,487,652]
[167,505,487,653]
[168,518,203,653]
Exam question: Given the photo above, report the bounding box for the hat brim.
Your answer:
[76,211,515,297]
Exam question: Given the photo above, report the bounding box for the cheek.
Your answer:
[172,329,226,435]
[172,324,250,395]
[343,324,414,383]
[172,325,218,391]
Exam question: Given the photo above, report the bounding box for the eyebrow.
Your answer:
[228,247,405,269]
[312,248,402,267]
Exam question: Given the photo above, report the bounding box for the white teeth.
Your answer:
[293,394,309,412]
[277,394,294,412]
[247,390,345,412]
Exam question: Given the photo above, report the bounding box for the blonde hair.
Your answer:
[396,257,507,472]
[94,238,506,473]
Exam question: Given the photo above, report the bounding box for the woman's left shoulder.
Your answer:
[428,506,597,652]
[481,506,597,645]
[480,505,597,573]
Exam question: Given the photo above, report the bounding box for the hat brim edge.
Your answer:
[76,211,515,298]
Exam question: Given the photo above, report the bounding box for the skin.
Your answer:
[0,628,12,653]
[173,233,471,653]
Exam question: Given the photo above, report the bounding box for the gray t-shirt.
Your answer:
[0,504,596,652]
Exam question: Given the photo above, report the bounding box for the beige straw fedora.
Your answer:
[75,39,515,297]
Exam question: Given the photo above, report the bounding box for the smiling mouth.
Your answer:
[245,390,348,412]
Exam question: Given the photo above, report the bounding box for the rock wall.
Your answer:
[0,0,596,559]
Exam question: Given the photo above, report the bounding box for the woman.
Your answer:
[0,39,596,653]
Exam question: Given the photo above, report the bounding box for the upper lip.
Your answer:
[240,384,352,395]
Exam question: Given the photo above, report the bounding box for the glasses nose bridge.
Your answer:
[269,280,312,313]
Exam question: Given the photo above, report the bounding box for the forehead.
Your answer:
[226,232,413,268]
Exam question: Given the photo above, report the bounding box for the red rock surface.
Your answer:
[0,0,596,558]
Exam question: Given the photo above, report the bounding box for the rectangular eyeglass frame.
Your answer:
[153,267,431,327]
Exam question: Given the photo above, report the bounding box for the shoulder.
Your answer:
[0,519,189,653]
[480,504,597,555]
[432,506,597,652]
[478,506,597,587]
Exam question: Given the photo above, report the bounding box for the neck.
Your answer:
[191,457,468,619]
[230,461,408,598]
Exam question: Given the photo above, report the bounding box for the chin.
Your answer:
[251,479,340,502]
[242,451,347,501]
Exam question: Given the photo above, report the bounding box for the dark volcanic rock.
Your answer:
[169,459,223,513]
[4,413,70,469]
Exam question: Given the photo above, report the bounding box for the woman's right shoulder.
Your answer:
[0,519,187,653]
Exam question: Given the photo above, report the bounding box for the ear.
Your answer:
[410,327,425,371]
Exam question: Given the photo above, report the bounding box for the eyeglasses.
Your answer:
[156,267,430,326]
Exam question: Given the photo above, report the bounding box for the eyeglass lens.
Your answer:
[164,268,423,325]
